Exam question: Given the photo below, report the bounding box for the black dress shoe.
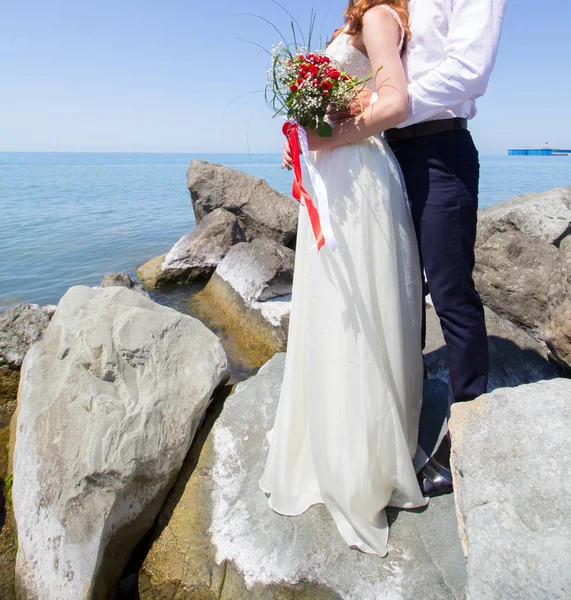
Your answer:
[417,456,453,497]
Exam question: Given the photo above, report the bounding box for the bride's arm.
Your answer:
[307,7,408,151]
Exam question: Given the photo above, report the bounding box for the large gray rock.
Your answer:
[545,236,571,372]
[160,208,246,284]
[187,159,299,246]
[450,379,571,600]
[474,230,558,334]
[140,353,466,600]
[12,285,229,599]
[0,303,52,369]
[476,186,571,248]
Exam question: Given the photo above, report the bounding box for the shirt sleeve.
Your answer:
[406,0,508,126]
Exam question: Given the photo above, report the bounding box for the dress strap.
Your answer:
[378,5,405,54]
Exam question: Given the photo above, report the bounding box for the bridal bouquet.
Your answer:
[268,45,361,138]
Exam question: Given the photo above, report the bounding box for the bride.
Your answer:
[259,0,427,556]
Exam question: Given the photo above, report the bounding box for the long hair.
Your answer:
[331,0,410,51]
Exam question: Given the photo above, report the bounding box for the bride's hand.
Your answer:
[328,88,374,125]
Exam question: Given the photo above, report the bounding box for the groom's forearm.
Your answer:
[406,0,507,126]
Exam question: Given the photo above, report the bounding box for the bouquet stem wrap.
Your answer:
[282,119,338,252]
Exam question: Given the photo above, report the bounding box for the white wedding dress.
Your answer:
[260,10,427,557]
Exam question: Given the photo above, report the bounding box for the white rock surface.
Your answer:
[450,379,571,600]
[12,285,229,599]
[216,239,295,305]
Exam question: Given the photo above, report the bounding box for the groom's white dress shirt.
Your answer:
[397,0,508,128]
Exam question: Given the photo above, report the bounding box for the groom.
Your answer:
[383,0,507,496]
[283,0,508,496]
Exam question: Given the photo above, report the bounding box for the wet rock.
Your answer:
[137,253,167,290]
[191,239,294,363]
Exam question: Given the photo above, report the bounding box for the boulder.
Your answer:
[160,208,246,284]
[476,186,571,248]
[12,285,229,599]
[100,272,148,296]
[140,354,466,600]
[187,159,299,246]
[0,303,52,369]
[424,305,557,391]
[191,239,294,365]
[450,379,571,600]
[215,238,295,304]
[137,253,167,290]
[545,236,571,372]
[474,230,558,334]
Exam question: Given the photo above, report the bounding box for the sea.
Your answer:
[1,151,571,311]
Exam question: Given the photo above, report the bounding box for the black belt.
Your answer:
[385,118,468,143]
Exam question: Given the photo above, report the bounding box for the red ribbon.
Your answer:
[283,121,325,251]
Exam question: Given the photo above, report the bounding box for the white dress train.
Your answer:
[260,11,427,557]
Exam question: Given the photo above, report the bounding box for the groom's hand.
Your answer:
[328,88,374,124]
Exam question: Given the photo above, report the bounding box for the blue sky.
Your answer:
[1,0,570,154]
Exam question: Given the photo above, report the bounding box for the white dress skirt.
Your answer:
[260,20,428,557]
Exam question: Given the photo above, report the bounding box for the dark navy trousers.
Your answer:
[388,129,489,410]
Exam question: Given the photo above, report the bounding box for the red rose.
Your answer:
[310,65,319,75]
[321,81,333,90]
[290,84,299,93]
[323,90,329,96]
[298,55,304,61]
[312,79,319,86]
[297,78,304,84]
[329,70,341,80]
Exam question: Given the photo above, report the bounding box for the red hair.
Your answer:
[332,0,410,51]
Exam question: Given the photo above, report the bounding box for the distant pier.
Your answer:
[508,148,570,156]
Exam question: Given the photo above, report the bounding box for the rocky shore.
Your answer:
[0,162,569,599]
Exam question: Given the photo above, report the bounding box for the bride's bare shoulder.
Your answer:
[361,5,403,48]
